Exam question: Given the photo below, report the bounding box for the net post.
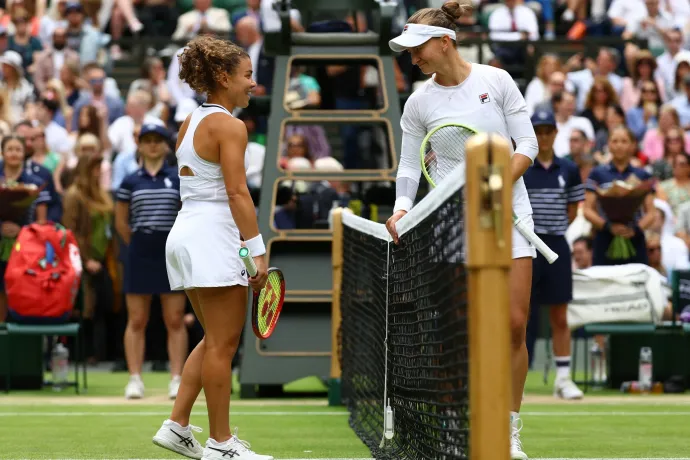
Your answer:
[329,207,345,406]
[465,133,513,460]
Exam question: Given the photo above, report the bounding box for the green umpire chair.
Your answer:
[2,284,88,394]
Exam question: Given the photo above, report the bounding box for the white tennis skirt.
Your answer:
[165,200,249,291]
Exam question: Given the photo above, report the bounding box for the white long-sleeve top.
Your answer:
[395,63,538,217]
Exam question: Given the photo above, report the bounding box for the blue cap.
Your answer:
[531,110,557,128]
[139,123,169,140]
[64,2,83,13]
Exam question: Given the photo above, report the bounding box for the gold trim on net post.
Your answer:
[465,133,512,460]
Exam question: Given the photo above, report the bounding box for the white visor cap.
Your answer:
[388,23,456,53]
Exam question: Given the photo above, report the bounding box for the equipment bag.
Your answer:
[5,223,82,323]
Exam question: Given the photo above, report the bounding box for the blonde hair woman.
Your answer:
[61,133,111,190]
[0,88,13,136]
[62,153,114,363]
[524,54,563,115]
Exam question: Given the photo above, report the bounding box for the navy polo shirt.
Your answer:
[116,165,180,233]
[585,162,653,225]
[0,167,52,225]
[524,156,585,235]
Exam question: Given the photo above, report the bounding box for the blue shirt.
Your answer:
[111,150,139,192]
[586,162,653,225]
[116,165,180,233]
[0,166,52,225]
[524,156,585,235]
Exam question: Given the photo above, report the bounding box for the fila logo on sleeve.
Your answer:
[479,93,491,104]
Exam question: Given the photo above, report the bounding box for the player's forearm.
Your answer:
[228,189,262,246]
[511,153,532,183]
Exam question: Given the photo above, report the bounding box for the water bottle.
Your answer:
[639,347,653,392]
[590,343,602,384]
[51,342,69,391]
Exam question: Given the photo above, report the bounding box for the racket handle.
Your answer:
[239,247,258,277]
[512,215,559,264]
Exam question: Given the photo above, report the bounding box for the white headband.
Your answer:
[389,23,456,52]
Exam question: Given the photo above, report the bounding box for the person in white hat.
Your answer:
[0,50,34,119]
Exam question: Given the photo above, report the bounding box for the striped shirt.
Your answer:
[523,156,585,235]
[116,165,180,232]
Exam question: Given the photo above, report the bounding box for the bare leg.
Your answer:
[510,257,532,412]
[198,286,247,442]
[124,294,152,375]
[170,289,206,427]
[161,292,188,378]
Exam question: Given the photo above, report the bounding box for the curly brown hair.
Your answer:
[178,36,249,95]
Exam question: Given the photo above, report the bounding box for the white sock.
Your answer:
[165,419,188,430]
[510,411,520,423]
[555,356,571,380]
[130,374,142,382]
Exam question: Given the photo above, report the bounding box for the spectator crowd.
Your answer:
[0,0,689,398]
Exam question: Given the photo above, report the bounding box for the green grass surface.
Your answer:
[1,371,690,458]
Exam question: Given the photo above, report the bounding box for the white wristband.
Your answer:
[245,234,266,256]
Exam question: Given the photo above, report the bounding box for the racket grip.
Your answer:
[239,247,258,277]
[512,216,559,264]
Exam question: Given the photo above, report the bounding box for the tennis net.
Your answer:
[338,167,469,460]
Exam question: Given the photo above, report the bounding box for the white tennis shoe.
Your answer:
[124,375,144,399]
[554,377,584,400]
[169,376,181,400]
[153,419,204,459]
[510,416,528,460]
[203,428,273,460]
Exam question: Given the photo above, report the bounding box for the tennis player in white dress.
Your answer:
[150,35,272,460]
[384,2,538,459]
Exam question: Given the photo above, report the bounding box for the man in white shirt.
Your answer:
[488,0,539,65]
[259,0,302,32]
[172,0,231,42]
[567,48,623,112]
[108,90,164,156]
[607,0,647,29]
[36,97,71,156]
[553,91,595,158]
[623,0,680,53]
[656,29,686,100]
[235,15,272,96]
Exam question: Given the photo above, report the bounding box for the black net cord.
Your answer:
[340,185,469,460]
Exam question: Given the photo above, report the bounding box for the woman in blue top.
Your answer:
[583,126,657,266]
[115,124,187,401]
[0,135,50,321]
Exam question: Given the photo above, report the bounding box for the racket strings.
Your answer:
[424,127,474,185]
[256,271,283,334]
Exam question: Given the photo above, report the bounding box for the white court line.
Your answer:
[0,411,348,417]
[2,410,690,417]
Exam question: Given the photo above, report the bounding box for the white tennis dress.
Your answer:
[165,103,249,290]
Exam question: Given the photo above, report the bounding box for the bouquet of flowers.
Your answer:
[596,176,654,260]
[0,179,43,222]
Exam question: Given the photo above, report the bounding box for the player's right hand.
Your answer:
[249,255,268,292]
[386,210,407,245]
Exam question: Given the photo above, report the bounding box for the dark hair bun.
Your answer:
[441,0,472,20]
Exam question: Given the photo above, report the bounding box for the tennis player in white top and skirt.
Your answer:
[384,2,538,458]
[149,35,273,460]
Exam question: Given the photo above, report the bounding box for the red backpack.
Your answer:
[5,223,82,323]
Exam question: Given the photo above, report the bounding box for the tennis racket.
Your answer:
[420,123,559,264]
[239,247,285,339]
